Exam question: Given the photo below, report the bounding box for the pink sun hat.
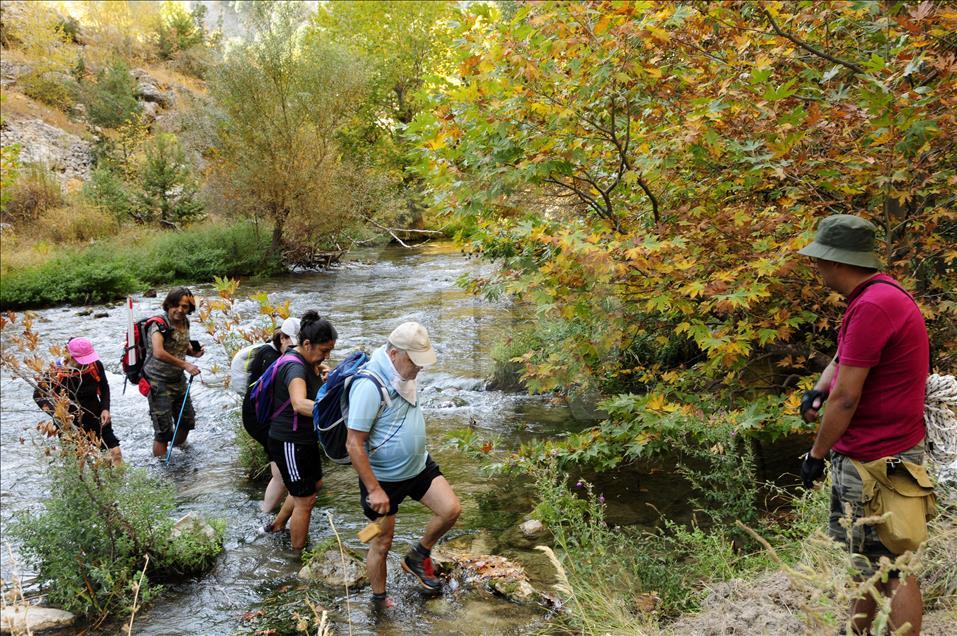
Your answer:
[67,337,100,365]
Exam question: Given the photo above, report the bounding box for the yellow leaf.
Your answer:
[647,25,670,43]
[594,14,611,35]
[869,129,894,146]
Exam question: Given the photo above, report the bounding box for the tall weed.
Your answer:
[35,201,119,243]
[3,163,63,222]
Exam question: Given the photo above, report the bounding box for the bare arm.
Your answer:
[151,331,200,375]
[813,357,838,393]
[347,429,390,514]
[287,377,314,417]
[810,364,869,459]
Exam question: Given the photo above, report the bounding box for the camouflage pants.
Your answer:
[828,440,926,577]
[147,375,195,443]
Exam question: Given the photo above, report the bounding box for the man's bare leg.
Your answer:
[888,576,922,635]
[367,515,396,594]
[418,476,461,549]
[850,575,922,635]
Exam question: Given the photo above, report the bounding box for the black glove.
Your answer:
[801,452,826,489]
[799,389,826,421]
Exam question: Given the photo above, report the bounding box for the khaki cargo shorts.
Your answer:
[828,440,925,578]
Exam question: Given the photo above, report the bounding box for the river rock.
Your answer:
[519,519,545,539]
[436,396,469,409]
[143,288,158,298]
[298,548,367,589]
[0,115,94,187]
[76,308,93,316]
[457,555,540,604]
[171,512,219,542]
[1,605,75,633]
[93,311,109,319]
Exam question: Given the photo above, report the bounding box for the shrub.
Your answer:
[83,166,136,220]
[3,163,63,223]
[35,201,120,243]
[0,222,281,310]
[135,221,280,285]
[82,60,141,129]
[0,143,20,212]
[170,44,215,80]
[19,71,80,111]
[155,3,205,61]
[10,441,224,620]
[0,246,139,308]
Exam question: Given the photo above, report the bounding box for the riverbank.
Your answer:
[0,221,281,309]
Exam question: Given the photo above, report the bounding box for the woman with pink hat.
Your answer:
[34,337,123,466]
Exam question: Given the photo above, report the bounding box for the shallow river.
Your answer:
[1,243,605,635]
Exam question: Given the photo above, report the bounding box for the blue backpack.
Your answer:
[313,351,391,464]
[249,353,306,430]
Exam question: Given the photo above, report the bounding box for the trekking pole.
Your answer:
[165,374,195,466]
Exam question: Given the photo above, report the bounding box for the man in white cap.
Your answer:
[346,322,461,606]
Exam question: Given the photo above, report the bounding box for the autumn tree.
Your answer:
[308,1,457,229]
[413,1,956,461]
[208,1,369,253]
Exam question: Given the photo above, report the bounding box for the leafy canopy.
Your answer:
[412,1,956,462]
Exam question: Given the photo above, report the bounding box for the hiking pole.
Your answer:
[165,374,195,466]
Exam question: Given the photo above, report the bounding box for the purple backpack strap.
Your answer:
[272,353,304,430]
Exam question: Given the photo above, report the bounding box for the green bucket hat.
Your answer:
[798,214,882,269]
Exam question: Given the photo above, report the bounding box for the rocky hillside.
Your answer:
[0,0,210,192]
[2,58,201,190]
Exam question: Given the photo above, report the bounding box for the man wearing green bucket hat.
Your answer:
[797,214,930,634]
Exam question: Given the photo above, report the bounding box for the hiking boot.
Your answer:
[401,551,442,591]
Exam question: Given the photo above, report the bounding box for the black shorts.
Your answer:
[77,413,120,449]
[268,438,323,497]
[359,455,442,520]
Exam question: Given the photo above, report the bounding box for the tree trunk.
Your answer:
[271,217,284,254]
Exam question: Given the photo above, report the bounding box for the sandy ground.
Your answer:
[665,571,956,635]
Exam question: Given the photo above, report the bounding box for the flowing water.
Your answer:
[0,243,592,635]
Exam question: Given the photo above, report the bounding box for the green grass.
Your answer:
[0,221,282,309]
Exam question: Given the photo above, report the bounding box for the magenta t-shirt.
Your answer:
[829,274,928,461]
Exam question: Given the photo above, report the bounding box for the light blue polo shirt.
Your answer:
[346,345,427,481]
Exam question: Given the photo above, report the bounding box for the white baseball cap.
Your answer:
[388,322,437,367]
[280,317,300,345]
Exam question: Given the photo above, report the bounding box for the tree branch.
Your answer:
[761,8,864,76]
[364,217,414,248]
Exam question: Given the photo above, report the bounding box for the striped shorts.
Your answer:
[267,438,323,497]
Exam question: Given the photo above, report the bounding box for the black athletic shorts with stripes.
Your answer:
[268,438,323,497]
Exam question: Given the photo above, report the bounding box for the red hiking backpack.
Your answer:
[121,316,170,388]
